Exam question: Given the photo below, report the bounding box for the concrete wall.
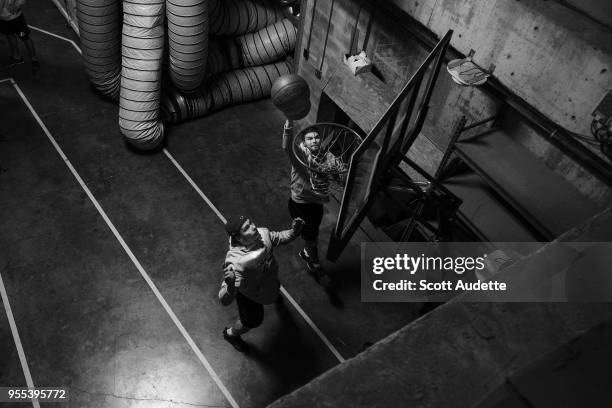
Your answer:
[295,0,611,206]
[269,208,612,408]
[389,0,612,136]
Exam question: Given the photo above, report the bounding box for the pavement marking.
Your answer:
[163,149,226,223]
[50,0,80,35]
[28,25,81,55]
[0,265,41,408]
[9,79,240,408]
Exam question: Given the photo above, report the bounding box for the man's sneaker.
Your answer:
[3,56,24,67]
[222,328,249,353]
[299,248,323,274]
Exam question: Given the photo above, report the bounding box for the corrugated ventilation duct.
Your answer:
[209,0,284,35]
[76,0,297,150]
[163,60,292,123]
[166,0,208,92]
[207,18,296,75]
[119,0,165,149]
[76,0,122,99]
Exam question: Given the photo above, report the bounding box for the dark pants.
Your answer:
[235,292,264,330]
[288,198,324,242]
[0,14,30,38]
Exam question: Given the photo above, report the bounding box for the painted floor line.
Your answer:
[49,0,80,36]
[0,264,40,408]
[29,25,81,55]
[163,149,346,363]
[163,149,227,223]
[10,79,240,408]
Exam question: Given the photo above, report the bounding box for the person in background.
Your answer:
[0,0,39,71]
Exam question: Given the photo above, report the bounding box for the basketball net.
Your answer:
[307,156,347,196]
[293,123,363,198]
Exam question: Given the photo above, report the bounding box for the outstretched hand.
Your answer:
[292,217,306,234]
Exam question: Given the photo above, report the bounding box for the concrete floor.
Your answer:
[0,4,420,408]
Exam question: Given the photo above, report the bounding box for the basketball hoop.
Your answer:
[292,123,363,196]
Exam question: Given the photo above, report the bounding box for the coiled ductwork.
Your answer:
[209,0,284,35]
[166,0,208,92]
[75,0,297,150]
[206,18,296,76]
[76,0,122,99]
[163,60,292,123]
[119,0,165,150]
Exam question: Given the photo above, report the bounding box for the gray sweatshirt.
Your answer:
[282,123,330,204]
[222,227,298,304]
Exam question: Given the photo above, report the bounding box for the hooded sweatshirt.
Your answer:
[223,227,298,304]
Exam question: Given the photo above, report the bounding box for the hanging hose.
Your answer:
[166,0,209,92]
[209,0,284,35]
[162,60,292,123]
[119,0,165,150]
[206,18,296,76]
[76,0,122,99]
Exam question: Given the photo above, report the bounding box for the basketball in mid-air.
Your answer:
[271,74,311,120]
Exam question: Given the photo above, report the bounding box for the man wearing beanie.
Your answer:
[219,215,304,352]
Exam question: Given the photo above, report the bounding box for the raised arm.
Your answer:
[282,120,310,178]
[270,218,305,247]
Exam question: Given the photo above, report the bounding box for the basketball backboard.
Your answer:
[327,30,453,261]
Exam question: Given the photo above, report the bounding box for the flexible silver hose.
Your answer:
[166,0,209,92]
[209,0,284,35]
[76,0,121,99]
[77,0,295,149]
[207,18,296,76]
[162,60,292,123]
[119,0,165,150]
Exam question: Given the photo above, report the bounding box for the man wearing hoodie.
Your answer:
[219,215,304,352]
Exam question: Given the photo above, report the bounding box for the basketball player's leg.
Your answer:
[6,34,21,60]
[289,198,324,271]
[223,292,264,352]
[14,15,39,70]
[1,19,23,66]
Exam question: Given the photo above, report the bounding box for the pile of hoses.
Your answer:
[76,0,297,150]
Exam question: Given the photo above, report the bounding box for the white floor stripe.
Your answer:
[49,0,80,36]
[28,25,81,55]
[10,79,239,408]
[163,149,227,223]
[163,149,346,363]
[0,270,40,408]
[279,287,345,362]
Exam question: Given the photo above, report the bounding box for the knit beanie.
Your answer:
[225,215,247,237]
